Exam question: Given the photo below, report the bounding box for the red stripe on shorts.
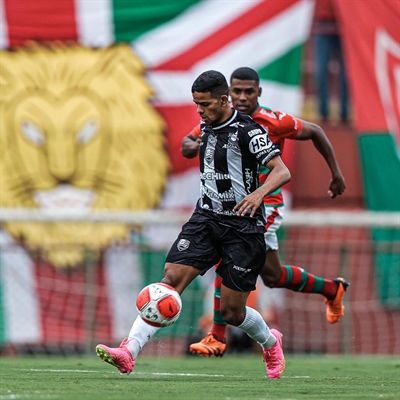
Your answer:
[265,208,280,230]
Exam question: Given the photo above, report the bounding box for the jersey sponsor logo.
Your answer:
[222,142,240,151]
[278,112,287,120]
[266,111,276,118]
[260,108,277,119]
[249,134,272,154]
[200,172,230,180]
[201,206,237,216]
[177,239,190,251]
[247,128,263,137]
[256,149,270,159]
[201,185,235,201]
[244,168,254,191]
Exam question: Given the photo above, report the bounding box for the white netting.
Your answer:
[1,207,399,226]
[0,208,399,356]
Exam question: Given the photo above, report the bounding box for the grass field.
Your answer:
[1,354,399,400]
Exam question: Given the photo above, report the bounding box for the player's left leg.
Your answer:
[219,230,285,379]
[261,206,349,324]
[189,273,227,357]
[220,286,285,380]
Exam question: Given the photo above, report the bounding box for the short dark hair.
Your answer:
[191,70,229,98]
[230,67,260,85]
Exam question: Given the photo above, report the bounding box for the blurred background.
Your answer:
[0,0,399,357]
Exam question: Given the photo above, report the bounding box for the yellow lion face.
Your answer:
[0,44,170,267]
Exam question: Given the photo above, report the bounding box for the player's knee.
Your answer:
[260,260,282,287]
[163,262,200,294]
[261,274,278,288]
[220,307,244,326]
[260,269,281,287]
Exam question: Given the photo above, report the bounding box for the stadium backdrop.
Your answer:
[0,0,398,352]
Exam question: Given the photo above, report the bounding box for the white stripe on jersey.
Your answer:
[202,133,221,211]
[226,132,247,205]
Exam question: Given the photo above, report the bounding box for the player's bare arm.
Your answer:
[234,156,290,217]
[297,120,346,198]
[181,133,201,158]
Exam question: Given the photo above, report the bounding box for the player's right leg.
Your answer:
[96,338,136,375]
[96,256,204,373]
[96,314,160,374]
[96,262,200,373]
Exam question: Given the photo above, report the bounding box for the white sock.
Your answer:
[125,316,160,358]
[237,306,277,350]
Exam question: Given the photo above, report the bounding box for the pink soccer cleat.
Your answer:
[263,329,285,379]
[96,338,135,375]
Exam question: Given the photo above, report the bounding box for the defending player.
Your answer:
[183,67,349,357]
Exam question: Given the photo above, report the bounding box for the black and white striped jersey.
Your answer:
[198,109,281,218]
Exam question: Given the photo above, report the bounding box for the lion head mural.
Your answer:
[0,43,170,267]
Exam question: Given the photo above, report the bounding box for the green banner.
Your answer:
[113,0,201,42]
[359,133,400,307]
[358,134,400,212]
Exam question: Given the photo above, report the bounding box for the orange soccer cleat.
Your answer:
[189,332,226,357]
[325,277,350,324]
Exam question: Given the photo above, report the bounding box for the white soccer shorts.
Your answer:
[264,205,285,251]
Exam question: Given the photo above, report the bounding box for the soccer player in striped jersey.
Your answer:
[183,67,349,358]
[97,70,290,379]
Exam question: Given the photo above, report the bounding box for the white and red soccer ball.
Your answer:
[136,283,182,327]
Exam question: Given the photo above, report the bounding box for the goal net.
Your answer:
[0,208,399,356]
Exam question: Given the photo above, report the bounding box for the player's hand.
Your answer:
[233,191,264,217]
[184,134,201,148]
[328,176,346,198]
[181,134,201,158]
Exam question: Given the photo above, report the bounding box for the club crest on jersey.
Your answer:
[177,239,190,251]
[229,131,238,142]
[223,131,240,151]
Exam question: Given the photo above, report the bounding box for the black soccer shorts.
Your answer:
[166,211,266,292]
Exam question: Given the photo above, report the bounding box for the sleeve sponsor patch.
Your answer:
[249,134,273,154]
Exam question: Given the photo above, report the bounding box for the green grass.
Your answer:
[1,354,399,400]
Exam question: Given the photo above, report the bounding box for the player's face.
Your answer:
[192,91,228,126]
[229,79,261,115]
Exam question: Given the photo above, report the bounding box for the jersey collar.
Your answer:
[212,108,237,130]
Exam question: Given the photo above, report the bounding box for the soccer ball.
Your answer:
[136,283,182,327]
